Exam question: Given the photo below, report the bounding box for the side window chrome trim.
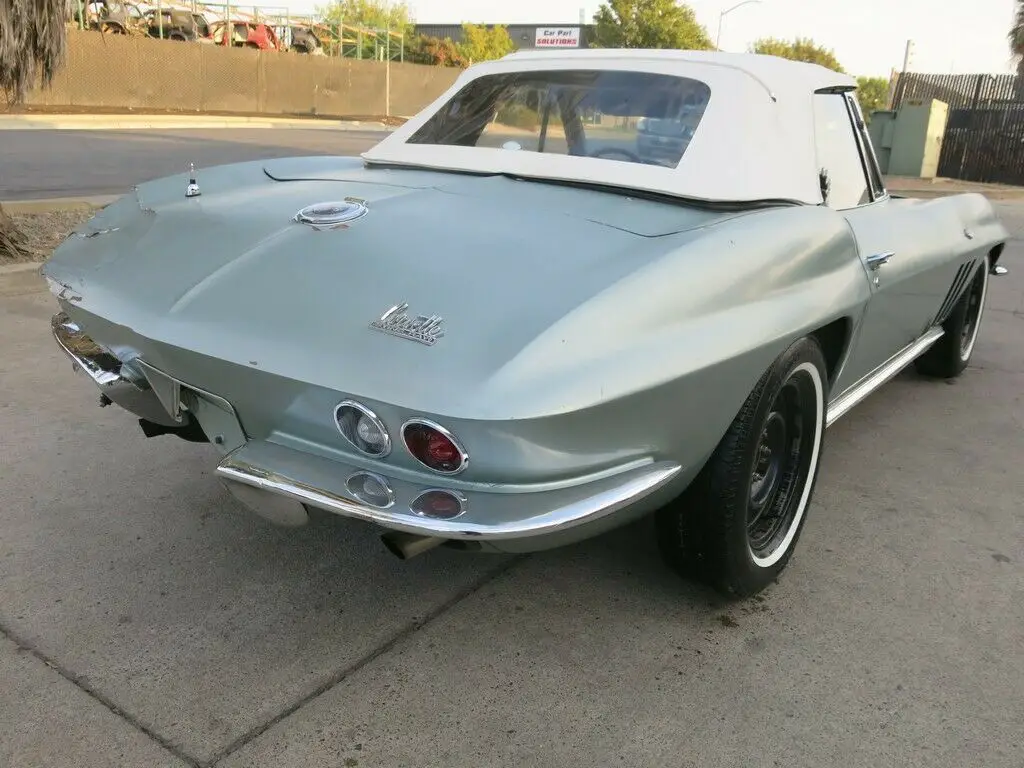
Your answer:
[842,93,888,206]
[812,91,873,211]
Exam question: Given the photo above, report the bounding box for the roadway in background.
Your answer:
[0,128,388,200]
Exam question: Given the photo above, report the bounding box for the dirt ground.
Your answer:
[0,209,96,264]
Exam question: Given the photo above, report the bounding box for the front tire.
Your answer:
[656,336,829,598]
[914,254,990,378]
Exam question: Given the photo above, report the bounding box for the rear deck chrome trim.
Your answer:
[216,452,682,541]
[825,326,944,428]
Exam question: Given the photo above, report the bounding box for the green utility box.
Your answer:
[869,98,949,179]
[867,110,897,173]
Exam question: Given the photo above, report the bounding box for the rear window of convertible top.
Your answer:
[406,69,712,169]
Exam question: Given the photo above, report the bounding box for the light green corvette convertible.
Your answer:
[42,49,1009,597]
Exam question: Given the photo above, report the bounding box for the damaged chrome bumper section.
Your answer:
[50,312,682,553]
[50,312,247,447]
[51,312,182,428]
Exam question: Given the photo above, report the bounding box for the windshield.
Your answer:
[407,69,711,169]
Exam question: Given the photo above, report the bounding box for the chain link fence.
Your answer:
[21,26,458,119]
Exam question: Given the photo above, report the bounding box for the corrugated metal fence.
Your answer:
[892,71,1024,184]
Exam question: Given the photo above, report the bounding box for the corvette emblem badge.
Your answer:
[370,303,444,346]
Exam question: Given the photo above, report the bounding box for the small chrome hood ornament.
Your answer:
[295,198,368,230]
[185,163,201,198]
[370,303,444,346]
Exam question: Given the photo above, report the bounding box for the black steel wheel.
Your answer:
[656,335,829,598]
[958,259,988,362]
[915,255,990,379]
[746,370,819,564]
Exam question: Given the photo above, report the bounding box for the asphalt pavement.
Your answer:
[6,127,1024,205]
[0,128,387,200]
[1,201,1022,767]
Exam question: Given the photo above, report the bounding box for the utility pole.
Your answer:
[716,0,762,51]
[902,39,914,73]
[885,66,898,109]
[889,40,915,112]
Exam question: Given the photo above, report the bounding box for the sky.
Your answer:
[283,0,1020,79]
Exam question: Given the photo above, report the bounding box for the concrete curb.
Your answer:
[884,175,1024,201]
[891,188,1024,201]
[1,196,117,214]
[0,261,44,275]
[0,114,399,131]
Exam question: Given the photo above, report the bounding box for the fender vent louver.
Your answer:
[933,260,976,325]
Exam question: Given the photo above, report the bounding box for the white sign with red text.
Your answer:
[534,27,581,47]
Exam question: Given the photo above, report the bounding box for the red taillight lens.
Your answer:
[402,421,467,474]
[427,432,458,463]
[411,489,466,520]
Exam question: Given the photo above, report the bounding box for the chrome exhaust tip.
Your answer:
[222,479,310,527]
[381,530,446,560]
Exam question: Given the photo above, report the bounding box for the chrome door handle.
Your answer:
[866,251,894,270]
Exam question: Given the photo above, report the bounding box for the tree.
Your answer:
[1010,1,1024,78]
[1,0,70,261]
[316,0,415,58]
[407,35,468,68]
[457,23,516,64]
[591,0,713,50]
[751,36,845,73]
[855,76,890,122]
[317,0,413,31]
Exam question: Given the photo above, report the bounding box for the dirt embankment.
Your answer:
[0,209,96,264]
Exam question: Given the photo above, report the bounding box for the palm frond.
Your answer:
[0,0,71,104]
[1010,2,1024,56]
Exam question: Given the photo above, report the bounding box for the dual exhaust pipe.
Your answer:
[225,476,455,560]
[380,530,447,560]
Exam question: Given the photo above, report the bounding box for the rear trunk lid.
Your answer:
[45,157,744,408]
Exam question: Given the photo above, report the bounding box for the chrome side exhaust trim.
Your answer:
[381,531,446,560]
[222,479,310,527]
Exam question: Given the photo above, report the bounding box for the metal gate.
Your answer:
[891,72,1024,185]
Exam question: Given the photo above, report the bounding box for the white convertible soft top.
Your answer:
[362,49,858,205]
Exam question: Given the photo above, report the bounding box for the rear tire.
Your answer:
[914,254,989,379]
[655,336,829,598]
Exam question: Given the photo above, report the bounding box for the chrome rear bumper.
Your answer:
[217,439,682,544]
[51,312,684,549]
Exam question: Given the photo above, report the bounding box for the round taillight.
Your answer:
[402,419,468,474]
[334,401,390,457]
[345,471,395,508]
[411,489,467,520]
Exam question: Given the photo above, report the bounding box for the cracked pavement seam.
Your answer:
[205,555,528,766]
[1,555,527,768]
[0,617,201,768]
